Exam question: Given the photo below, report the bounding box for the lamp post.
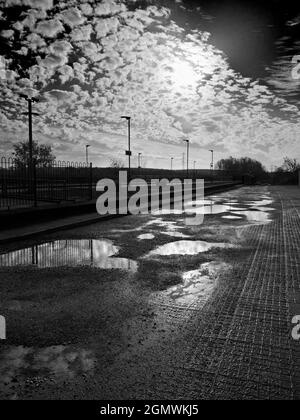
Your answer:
[171,157,174,171]
[209,149,214,183]
[21,95,39,172]
[86,145,90,165]
[121,116,131,178]
[138,152,142,169]
[21,94,39,207]
[183,139,190,177]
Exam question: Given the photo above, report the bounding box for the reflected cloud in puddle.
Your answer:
[160,202,231,215]
[138,234,155,240]
[222,215,243,220]
[0,345,95,387]
[232,211,272,224]
[146,240,237,257]
[145,218,188,236]
[162,262,231,305]
[246,199,274,207]
[145,219,179,230]
[185,202,252,215]
[163,232,191,238]
[0,240,138,273]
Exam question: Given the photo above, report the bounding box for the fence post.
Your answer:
[89,163,93,201]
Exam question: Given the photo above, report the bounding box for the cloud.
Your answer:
[0,0,299,168]
[36,19,64,38]
[4,0,53,9]
[71,24,93,41]
[264,38,300,103]
[94,17,120,38]
[59,7,86,27]
[43,89,78,105]
[94,1,126,17]
[1,29,14,38]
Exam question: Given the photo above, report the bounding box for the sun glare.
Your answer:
[171,60,199,89]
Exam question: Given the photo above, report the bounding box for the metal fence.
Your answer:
[0,156,243,212]
[0,157,93,211]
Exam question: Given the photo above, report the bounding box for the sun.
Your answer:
[170,59,199,89]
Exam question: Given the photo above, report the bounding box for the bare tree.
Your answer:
[281,157,300,173]
[110,159,125,169]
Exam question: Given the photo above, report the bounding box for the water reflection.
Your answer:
[222,215,243,220]
[163,231,191,238]
[162,262,231,305]
[138,234,155,240]
[246,199,274,207]
[0,240,138,273]
[147,240,237,257]
[232,210,272,224]
[0,345,95,385]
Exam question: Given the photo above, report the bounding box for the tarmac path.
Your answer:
[0,186,299,400]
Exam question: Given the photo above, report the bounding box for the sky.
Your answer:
[0,0,300,170]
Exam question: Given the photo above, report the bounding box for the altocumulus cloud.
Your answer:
[0,0,299,167]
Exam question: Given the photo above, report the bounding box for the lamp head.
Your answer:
[20,94,39,103]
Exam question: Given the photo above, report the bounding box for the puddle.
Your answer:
[146,240,237,257]
[228,207,249,211]
[0,345,95,396]
[250,207,276,212]
[161,262,231,305]
[138,234,155,240]
[246,199,274,207]
[145,218,187,233]
[232,211,272,224]
[185,203,251,215]
[0,240,138,273]
[222,201,239,205]
[222,215,243,220]
[163,232,191,238]
[145,219,179,229]
[201,204,231,215]
[152,209,184,215]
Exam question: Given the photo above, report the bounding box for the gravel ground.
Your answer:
[0,185,299,400]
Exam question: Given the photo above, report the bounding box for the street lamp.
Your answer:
[171,157,174,170]
[121,116,131,177]
[21,94,39,171]
[138,152,142,169]
[209,149,214,169]
[183,139,190,177]
[21,94,39,207]
[86,145,90,165]
[209,149,214,183]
